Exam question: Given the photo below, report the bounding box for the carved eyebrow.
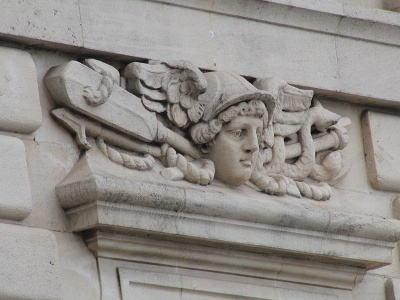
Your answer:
[224,122,247,131]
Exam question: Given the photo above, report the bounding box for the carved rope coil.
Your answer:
[160,144,215,185]
[250,171,331,200]
[96,138,155,170]
[309,150,342,183]
[83,71,115,106]
[250,171,291,196]
[295,181,332,201]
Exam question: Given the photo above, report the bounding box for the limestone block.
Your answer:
[79,0,340,92]
[54,232,100,300]
[0,135,32,220]
[386,278,400,300]
[21,139,79,231]
[0,223,61,300]
[0,0,83,47]
[361,111,400,192]
[0,46,42,133]
[336,39,400,105]
[79,0,214,67]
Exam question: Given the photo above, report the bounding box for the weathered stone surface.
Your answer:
[0,0,400,106]
[59,147,400,271]
[341,0,384,8]
[0,223,61,300]
[0,0,83,47]
[54,232,100,300]
[79,0,341,92]
[117,264,340,300]
[2,2,399,299]
[97,258,351,300]
[88,232,364,292]
[76,0,400,107]
[21,139,79,231]
[361,111,400,192]
[351,274,386,299]
[336,39,400,108]
[386,278,400,300]
[0,46,42,133]
[0,135,32,220]
[384,0,400,11]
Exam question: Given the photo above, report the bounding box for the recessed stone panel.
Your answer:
[0,46,42,133]
[117,265,339,300]
[361,111,400,192]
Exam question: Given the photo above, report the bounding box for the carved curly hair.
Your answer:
[190,100,271,148]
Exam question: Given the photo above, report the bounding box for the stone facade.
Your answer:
[1,1,400,299]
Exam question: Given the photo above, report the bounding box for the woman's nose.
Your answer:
[244,130,259,154]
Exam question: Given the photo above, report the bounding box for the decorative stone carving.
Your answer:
[45,59,350,201]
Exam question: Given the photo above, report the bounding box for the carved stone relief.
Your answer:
[44,59,350,201]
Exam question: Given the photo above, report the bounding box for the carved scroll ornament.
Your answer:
[44,59,350,201]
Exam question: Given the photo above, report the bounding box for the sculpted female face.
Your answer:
[207,115,263,187]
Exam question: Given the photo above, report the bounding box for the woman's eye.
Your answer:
[231,130,242,139]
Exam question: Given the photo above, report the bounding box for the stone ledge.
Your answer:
[68,200,396,270]
[58,149,400,272]
[58,150,400,243]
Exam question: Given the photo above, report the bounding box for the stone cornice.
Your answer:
[154,0,400,47]
[2,0,400,49]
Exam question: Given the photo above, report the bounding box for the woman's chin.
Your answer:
[216,172,252,187]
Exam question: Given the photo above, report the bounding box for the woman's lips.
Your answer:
[240,160,252,167]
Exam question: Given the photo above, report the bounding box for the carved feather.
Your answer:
[254,77,313,136]
[124,60,207,128]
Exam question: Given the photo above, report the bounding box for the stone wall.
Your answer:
[1,1,400,299]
